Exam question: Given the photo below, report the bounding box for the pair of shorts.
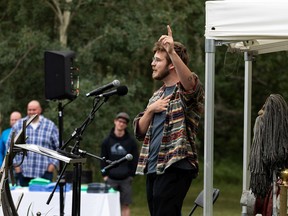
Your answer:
[107,176,133,205]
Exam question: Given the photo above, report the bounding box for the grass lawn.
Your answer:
[130,161,244,216]
[130,178,243,216]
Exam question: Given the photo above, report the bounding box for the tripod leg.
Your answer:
[47,163,68,205]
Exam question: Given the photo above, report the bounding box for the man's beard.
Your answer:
[153,67,170,81]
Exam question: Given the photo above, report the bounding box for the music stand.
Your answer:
[13,144,86,165]
[13,143,86,216]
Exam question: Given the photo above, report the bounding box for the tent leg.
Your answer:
[242,52,254,216]
[204,38,216,216]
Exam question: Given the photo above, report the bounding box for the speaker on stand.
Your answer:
[44,50,79,216]
[44,50,79,101]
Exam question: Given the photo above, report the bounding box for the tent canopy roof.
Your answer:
[205,0,288,54]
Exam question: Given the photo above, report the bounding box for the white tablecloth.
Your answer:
[0,188,120,216]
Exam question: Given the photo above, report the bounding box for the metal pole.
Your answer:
[204,38,215,216]
[241,52,253,216]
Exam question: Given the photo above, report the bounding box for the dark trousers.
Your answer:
[146,167,194,216]
[16,171,53,186]
[19,176,33,187]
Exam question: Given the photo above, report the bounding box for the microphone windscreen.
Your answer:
[113,80,121,87]
[126,154,133,161]
[117,86,128,96]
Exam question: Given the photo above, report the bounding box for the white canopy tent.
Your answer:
[204,1,288,215]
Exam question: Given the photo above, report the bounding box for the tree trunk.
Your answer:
[59,0,72,47]
[46,0,73,47]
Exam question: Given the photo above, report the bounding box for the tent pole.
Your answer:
[242,52,253,216]
[204,38,215,216]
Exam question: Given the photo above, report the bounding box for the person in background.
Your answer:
[0,111,22,167]
[100,112,139,216]
[7,100,59,186]
[133,25,205,216]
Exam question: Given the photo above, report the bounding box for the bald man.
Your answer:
[7,100,59,186]
[0,111,22,167]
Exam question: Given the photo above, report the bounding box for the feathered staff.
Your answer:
[0,131,19,216]
[249,94,288,197]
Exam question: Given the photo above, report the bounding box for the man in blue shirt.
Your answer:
[0,111,22,167]
[7,100,59,186]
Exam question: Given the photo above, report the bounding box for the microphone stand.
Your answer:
[75,147,112,193]
[47,96,110,216]
[69,146,112,165]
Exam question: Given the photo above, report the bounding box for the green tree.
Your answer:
[2,0,288,182]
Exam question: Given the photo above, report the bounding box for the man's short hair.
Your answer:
[152,41,189,65]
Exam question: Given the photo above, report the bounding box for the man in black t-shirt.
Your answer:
[100,112,139,216]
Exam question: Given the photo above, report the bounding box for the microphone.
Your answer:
[96,85,128,98]
[101,154,133,174]
[86,80,120,97]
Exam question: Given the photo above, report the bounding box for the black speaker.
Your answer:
[44,50,78,100]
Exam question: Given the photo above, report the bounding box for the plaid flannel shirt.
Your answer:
[133,79,204,175]
[7,115,59,178]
